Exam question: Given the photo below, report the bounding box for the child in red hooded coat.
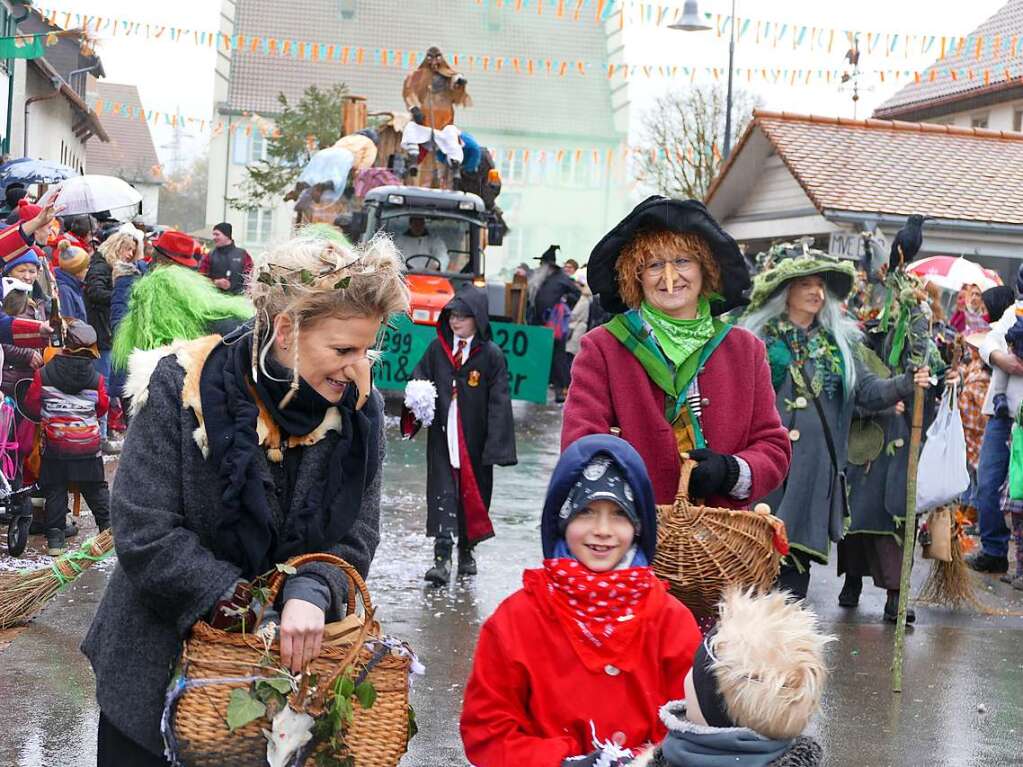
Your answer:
[460,434,702,767]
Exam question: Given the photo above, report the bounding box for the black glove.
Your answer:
[687,448,740,499]
[410,106,426,125]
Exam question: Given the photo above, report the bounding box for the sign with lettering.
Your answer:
[828,232,864,260]
[375,314,555,403]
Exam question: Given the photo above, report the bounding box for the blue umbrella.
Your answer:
[0,158,79,189]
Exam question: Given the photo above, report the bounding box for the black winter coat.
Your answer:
[84,252,113,350]
[411,287,517,541]
[207,244,249,294]
[531,267,581,326]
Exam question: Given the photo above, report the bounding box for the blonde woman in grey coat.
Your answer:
[83,230,409,765]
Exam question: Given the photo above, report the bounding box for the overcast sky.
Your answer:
[41,0,1009,167]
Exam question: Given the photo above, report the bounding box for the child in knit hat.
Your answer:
[461,435,702,767]
[22,319,110,555]
[633,588,834,767]
[55,239,90,322]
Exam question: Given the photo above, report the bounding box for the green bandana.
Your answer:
[640,296,716,368]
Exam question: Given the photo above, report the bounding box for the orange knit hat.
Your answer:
[57,239,90,276]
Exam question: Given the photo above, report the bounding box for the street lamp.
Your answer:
[670,0,737,159]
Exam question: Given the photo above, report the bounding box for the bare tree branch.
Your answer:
[634,84,761,200]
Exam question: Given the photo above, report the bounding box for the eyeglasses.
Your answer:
[641,257,698,278]
[449,312,472,321]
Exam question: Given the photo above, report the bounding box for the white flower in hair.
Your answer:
[404,379,438,426]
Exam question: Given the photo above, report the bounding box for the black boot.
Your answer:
[838,576,862,608]
[425,540,452,585]
[457,546,477,577]
[883,590,915,624]
[776,564,810,600]
[46,528,66,557]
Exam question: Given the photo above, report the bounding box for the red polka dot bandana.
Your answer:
[542,558,659,671]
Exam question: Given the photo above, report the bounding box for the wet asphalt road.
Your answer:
[1,398,1022,766]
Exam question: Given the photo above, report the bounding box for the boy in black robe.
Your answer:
[402,286,517,584]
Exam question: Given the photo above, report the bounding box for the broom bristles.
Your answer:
[0,529,114,629]
[915,509,1015,615]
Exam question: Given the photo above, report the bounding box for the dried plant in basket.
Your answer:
[165,553,419,767]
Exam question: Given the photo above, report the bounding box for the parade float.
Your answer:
[288,47,552,404]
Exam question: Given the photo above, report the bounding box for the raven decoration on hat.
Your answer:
[587,196,751,316]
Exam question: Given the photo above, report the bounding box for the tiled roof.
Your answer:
[874,0,1023,118]
[86,82,161,183]
[707,111,1023,224]
[225,0,620,141]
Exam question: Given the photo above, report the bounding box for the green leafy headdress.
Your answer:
[747,242,857,313]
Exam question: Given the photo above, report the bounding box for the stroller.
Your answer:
[0,395,35,556]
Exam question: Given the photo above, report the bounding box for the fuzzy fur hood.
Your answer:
[124,334,342,460]
[632,702,823,767]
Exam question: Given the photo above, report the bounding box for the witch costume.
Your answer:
[402,286,517,580]
[82,325,385,761]
[562,197,790,508]
[840,268,944,616]
[741,249,920,600]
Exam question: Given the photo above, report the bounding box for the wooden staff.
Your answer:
[891,381,926,693]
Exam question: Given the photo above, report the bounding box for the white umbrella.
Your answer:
[38,175,142,218]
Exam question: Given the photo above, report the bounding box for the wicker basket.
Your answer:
[170,553,412,767]
[653,460,785,617]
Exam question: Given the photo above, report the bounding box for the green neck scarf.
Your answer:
[640,296,716,368]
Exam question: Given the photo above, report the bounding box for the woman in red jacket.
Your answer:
[460,435,702,767]
[563,197,790,508]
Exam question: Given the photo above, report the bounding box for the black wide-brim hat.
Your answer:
[587,196,751,316]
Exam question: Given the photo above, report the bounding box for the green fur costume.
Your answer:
[111,265,253,371]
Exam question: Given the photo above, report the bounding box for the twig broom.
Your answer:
[917,508,993,611]
[0,528,114,629]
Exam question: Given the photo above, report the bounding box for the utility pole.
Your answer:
[161,122,191,176]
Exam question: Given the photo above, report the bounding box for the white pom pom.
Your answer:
[404,379,437,426]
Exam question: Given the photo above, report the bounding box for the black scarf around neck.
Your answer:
[199,328,380,578]
[252,351,334,436]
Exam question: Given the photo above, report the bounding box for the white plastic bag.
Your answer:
[916,383,971,512]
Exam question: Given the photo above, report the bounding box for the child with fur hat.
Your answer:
[633,588,833,767]
[22,319,111,555]
[460,434,702,767]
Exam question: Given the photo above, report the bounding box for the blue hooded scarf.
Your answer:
[541,435,658,564]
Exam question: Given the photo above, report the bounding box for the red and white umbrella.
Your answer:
[906,255,1003,292]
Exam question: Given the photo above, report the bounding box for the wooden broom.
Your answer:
[0,528,114,629]
[917,507,991,611]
